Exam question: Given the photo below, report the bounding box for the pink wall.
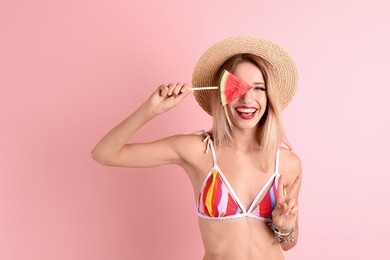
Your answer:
[1,0,389,259]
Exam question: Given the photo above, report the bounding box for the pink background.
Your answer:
[1,0,389,259]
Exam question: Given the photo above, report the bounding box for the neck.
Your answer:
[229,128,260,151]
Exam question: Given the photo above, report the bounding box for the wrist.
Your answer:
[140,101,161,117]
[269,222,295,244]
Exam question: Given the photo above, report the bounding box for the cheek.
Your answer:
[226,104,235,117]
[256,92,267,106]
[258,94,268,114]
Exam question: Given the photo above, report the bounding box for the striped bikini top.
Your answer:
[197,131,280,222]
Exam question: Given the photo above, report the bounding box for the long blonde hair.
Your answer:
[210,54,292,156]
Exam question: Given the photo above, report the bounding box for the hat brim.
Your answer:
[192,36,298,115]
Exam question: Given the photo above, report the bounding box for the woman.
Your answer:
[92,36,302,259]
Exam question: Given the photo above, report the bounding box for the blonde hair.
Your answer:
[210,54,292,155]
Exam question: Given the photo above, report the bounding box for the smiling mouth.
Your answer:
[236,107,258,119]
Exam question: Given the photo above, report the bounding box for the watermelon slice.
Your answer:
[219,70,253,106]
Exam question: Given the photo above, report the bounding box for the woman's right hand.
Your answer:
[147,83,192,114]
[92,82,192,167]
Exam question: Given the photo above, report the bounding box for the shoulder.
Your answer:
[167,132,214,175]
[279,147,302,182]
[167,132,210,159]
[167,132,207,148]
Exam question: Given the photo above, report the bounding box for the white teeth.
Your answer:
[236,108,256,113]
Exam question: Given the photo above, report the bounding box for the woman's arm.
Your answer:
[272,149,302,251]
[91,83,192,167]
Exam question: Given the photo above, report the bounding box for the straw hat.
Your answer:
[192,36,298,115]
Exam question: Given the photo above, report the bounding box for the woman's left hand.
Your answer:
[271,174,302,228]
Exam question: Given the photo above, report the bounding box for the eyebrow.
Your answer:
[253,82,265,86]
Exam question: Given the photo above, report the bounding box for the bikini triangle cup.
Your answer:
[197,131,280,221]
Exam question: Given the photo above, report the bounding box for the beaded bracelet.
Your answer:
[269,223,295,244]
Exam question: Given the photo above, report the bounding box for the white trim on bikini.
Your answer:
[196,130,281,221]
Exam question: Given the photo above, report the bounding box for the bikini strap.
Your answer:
[275,149,280,173]
[200,130,217,166]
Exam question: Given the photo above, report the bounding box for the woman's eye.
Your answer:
[254,86,266,91]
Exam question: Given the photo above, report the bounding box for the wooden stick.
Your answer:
[188,86,218,90]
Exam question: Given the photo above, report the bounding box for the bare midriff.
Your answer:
[198,217,284,260]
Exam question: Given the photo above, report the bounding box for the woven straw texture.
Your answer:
[192,36,298,115]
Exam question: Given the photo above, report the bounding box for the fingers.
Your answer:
[276,199,298,218]
[272,175,300,228]
[287,175,302,199]
[277,174,285,200]
[290,204,299,217]
[159,83,190,98]
[278,174,302,200]
[276,174,301,215]
[285,198,295,216]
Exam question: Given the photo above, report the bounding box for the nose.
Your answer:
[239,89,253,103]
